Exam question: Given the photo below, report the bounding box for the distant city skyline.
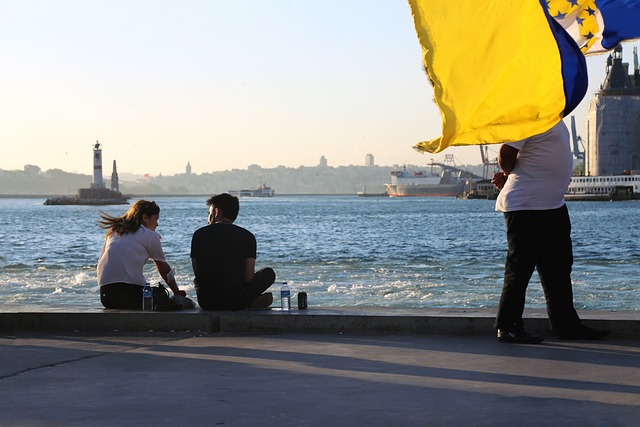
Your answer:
[2,1,637,175]
[2,152,483,179]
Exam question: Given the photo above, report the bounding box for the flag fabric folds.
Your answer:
[546,0,640,55]
[408,0,589,154]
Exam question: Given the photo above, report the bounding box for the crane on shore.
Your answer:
[429,154,484,180]
[570,115,585,173]
[479,146,499,179]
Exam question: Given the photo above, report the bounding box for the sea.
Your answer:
[0,196,638,312]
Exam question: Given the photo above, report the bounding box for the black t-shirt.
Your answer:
[190,222,257,309]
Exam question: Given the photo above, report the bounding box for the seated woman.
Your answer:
[97,200,183,309]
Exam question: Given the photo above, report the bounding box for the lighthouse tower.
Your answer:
[91,141,105,189]
[45,140,128,204]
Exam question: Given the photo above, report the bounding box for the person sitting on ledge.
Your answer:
[97,200,183,309]
[190,193,275,310]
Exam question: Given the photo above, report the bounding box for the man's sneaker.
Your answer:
[249,292,273,309]
[497,327,544,344]
[558,323,609,340]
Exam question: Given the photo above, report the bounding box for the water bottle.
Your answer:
[142,283,153,311]
[280,282,291,311]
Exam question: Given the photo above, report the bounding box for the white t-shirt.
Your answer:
[495,120,573,212]
[97,225,167,286]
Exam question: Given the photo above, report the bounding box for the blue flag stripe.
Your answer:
[541,0,589,116]
[599,0,640,49]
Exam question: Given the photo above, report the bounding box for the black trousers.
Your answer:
[197,267,276,310]
[495,205,581,331]
[100,283,143,310]
[246,268,277,302]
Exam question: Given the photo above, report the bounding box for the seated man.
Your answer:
[191,193,275,310]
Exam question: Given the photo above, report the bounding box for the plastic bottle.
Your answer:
[142,283,153,311]
[280,282,291,311]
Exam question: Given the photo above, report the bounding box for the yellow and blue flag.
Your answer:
[407,0,637,154]
[546,0,640,55]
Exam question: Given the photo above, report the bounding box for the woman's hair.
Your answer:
[99,200,160,238]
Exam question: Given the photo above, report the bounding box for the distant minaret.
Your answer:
[111,160,119,192]
[91,141,105,189]
[186,161,192,175]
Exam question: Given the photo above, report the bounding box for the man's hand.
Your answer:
[492,172,508,190]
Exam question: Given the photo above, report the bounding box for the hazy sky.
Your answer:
[2,1,638,176]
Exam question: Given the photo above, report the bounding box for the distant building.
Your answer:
[586,45,640,175]
[365,153,375,167]
[186,161,192,175]
[24,164,41,174]
[319,155,328,167]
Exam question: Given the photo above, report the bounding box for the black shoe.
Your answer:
[249,292,273,309]
[558,323,609,340]
[497,327,544,344]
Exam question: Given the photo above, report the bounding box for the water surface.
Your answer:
[0,196,638,311]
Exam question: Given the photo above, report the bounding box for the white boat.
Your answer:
[228,184,274,198]
[251,184,275,197]
[356,186,388,197]
[565,173,640,201]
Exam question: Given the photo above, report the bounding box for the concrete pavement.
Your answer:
[0,307,639,426]
[0,331,638,426]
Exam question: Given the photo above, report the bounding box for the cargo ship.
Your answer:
[384,165,467,197]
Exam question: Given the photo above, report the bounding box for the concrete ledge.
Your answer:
[1,307,639,336]
[220,307,640,337]
[221,308,495,335]
[0,311,219,333]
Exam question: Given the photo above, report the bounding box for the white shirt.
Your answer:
[97,225,166,286]
[495,120,573,212]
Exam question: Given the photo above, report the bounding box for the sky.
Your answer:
[1,1,639,176]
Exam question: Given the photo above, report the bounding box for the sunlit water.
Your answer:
[0,196,638,311]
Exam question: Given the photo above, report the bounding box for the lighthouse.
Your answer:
[91,141,105,189]
[44,140,129,205]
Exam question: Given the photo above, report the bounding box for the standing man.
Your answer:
[491,120,608,344]
[191,193,275,310]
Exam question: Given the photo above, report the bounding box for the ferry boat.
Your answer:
[384,167,466,197]
[565,173,640,201]
[228,184,274,198]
